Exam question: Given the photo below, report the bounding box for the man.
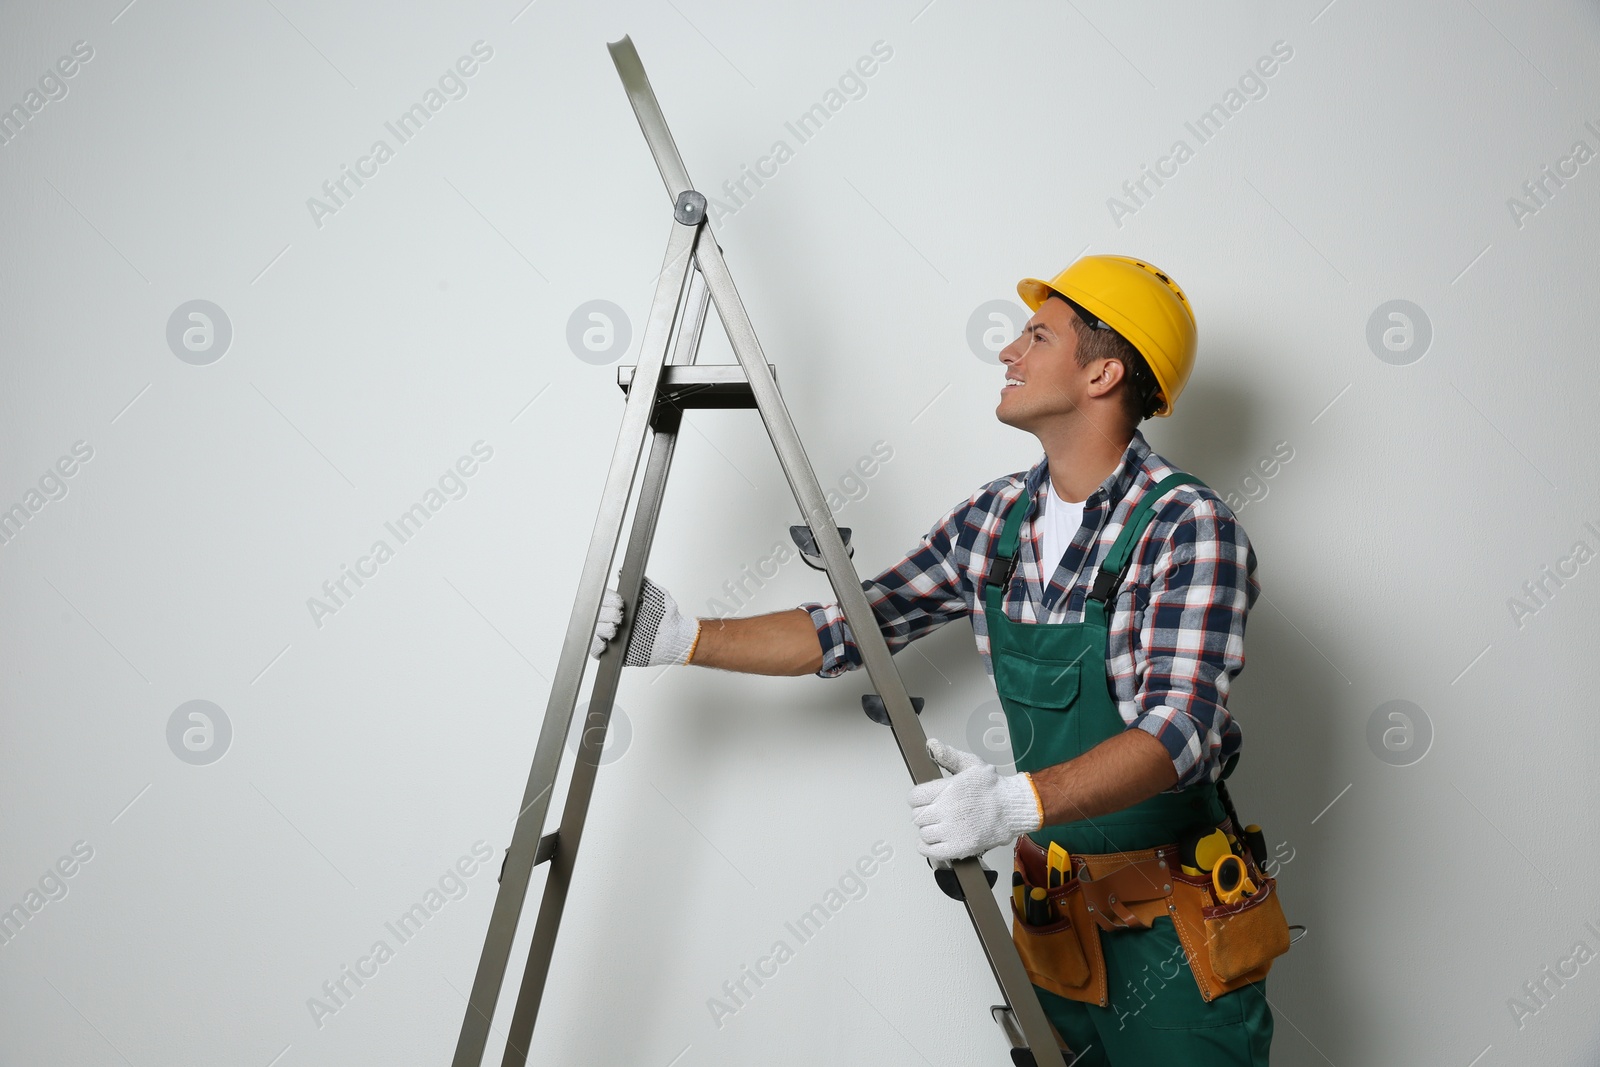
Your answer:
[591,255,1277,1064]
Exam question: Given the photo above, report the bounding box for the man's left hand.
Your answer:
[907,738,1044,861]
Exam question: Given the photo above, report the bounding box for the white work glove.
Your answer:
[589,577,701,667]
[589,587,624,658]
[908,738,1043,861]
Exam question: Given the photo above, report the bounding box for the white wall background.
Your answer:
[2,1,1597,1065]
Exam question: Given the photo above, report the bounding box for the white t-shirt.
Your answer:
[1036,478,1086,584]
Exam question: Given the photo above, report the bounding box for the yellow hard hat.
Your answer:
[1017,255,1196,417]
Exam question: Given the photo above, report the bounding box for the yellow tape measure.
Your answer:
[1211,853,1258,904]
[1180,827,1233,876]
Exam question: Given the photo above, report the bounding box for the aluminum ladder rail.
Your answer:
[448,34,1068,1067]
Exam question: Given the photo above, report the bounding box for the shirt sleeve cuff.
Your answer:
[798,601,856,679]
[1130,705,1208,791]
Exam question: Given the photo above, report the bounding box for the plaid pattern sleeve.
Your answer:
[1115,491,1259,790]
[797,490,981,679]
[793,430,1257,788]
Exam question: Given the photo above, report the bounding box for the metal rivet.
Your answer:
[1163,884,1171,892]
[1108,894,1117,903]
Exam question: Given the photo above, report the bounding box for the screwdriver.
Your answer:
[1026,886,1052,926]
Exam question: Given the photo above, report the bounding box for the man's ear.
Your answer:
[1086,358,1125,398]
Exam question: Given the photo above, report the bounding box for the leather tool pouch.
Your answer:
[1011,842,1105,1006]
[1016,834,1293,1005]
[1167,858,1293,1000]
[1077,851,1175,932]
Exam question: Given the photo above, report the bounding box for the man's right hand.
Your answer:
[590,577,701,667]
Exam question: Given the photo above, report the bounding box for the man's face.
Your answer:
[995,296,1091,432]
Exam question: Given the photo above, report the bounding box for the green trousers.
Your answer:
[1033,917,1273,1066]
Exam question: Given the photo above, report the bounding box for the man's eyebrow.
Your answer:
[1025,322,1053,335]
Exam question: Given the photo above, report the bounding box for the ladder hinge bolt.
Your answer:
[675,190,707,225]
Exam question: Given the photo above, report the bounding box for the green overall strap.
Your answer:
[1081,472,1206,629]
[981,482,1033,614]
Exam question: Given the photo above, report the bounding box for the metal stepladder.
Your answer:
[449,36,1070,1067]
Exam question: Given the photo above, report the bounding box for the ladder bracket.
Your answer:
[497,832,561,885]
[992,1004,1070,1066]
[860,693,922,726]
[933,857,998,900]
[789,524,852,570]
[535,832,559,867]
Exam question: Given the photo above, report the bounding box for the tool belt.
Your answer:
[1010,824,1292,1006]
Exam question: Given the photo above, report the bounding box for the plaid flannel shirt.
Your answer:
[799,430,1258,790]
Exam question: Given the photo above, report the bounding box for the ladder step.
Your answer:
[860,693,922,726]
[497,832,561,884]
[535,832,559,866]
[932,857,998,900]
[788,524,852,570]
[992,1005,1032,1066]
[992,1004,1070,1065]
[616,364,779,410]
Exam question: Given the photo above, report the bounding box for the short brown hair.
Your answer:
[1049,291,1163,427]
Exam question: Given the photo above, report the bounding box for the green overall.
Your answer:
[986,472,1273,1065]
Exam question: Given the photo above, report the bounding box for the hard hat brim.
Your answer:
[1016,277,1058,312]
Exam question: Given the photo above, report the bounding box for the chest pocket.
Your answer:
[992,649,1085,711]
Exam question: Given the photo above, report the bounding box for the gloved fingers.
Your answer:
[926,737,985,776]
[591,588,624,659]
[918,820,989,861]
[906,778,950,809]
[910,802,946,829]
[917,833,964,862]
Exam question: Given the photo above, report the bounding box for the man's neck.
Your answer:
[1038,420,1133,504]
